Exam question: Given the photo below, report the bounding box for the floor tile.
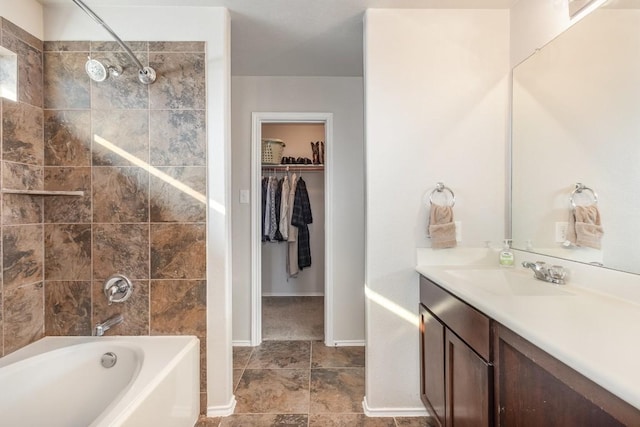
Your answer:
[247,340,311,369]
[309,413,396,426]
[235,369,310,414]
[233,369,244,391]
[311,342,365,368]
[310,368,365,413]
[195,416,220,426]
[220,414,308,427]
[395,417,439,427]
[233,346,254,369]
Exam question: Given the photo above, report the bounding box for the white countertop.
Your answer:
[416,261,640,411]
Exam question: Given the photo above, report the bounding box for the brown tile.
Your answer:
[44,167,91,223]
[44,224,91,280]
[310,368,365,414]
[233,369,244,392]
[149,52,205,109]
[91,41,148,52]
[44,41,90,52]
[233,346,254,369]
[90,51,149,110]
[2,31,43,107]
[312,342,365,368]
[149,109,206,166]
[91,109,149,166]
[150,166,206,222]
[92,223,149,281]
[150,279,206,335]
[2,193,43,225]
[220,414,308,427]
[2,161,43,190]
[92,279,149,335]
[2,99,43,165]
[200,337,207,391]
[234,369,310,414]
[150,224,205,279]
[44,281,91,336]
[0,285,3,356]
[200,391,208,416]
[309,414,396,427]
[196,415,221,427]
[395,417,439,427]
[3,224,44,291]
[4,282,44,354]
[1,19,43,51]
[92,166,149,223]
[44,109,91,166]
[43,51,90,109]
[149,41,205,52]
[247,340,311,369]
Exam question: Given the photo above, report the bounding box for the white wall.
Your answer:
[0,0,43,39]
[363,9,509,414]
[43,4,234,415]
[232,76,365,344]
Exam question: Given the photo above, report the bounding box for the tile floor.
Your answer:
[197,340,435,427]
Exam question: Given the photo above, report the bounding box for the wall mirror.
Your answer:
[511,1,640,275]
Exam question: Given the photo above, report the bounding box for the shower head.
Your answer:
[85,57,122,82]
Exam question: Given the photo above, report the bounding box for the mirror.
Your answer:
[511,1,640,275]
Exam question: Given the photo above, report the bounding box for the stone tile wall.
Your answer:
[42,40,208,408]
[0,18,45,356]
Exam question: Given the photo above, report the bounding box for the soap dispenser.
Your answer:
[499,239,514,267]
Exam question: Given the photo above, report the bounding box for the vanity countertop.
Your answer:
[416,263,640,411]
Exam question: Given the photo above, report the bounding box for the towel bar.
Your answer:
[569,182,598,209]
[429,182,456,207]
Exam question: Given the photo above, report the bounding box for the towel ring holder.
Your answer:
[569,182,598,209]
[429,182,456,207]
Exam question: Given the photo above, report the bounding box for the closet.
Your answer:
[260,123,325,341]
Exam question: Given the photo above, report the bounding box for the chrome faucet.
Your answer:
[522,261,566,285]
[94,314,124,336]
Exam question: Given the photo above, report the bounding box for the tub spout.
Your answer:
[94,314,124,336]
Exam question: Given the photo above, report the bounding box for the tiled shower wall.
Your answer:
[0,18,45,357]
[42,40,208,405]
[0,16,208,408]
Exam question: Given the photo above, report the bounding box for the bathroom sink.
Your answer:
[441,268,575,296]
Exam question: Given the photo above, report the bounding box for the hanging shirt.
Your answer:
[287,174,299,277]
[291,177,313,270]
[279,176,290,241]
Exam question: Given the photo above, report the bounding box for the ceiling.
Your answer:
[39,0,514,76]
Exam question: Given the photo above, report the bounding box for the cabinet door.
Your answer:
[420,304,445,426]
[445,329,492,427]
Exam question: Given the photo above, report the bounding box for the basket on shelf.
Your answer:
[261,138,286,164]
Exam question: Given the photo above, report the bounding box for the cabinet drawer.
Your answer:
[420,275,490,360]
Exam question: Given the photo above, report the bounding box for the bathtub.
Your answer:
[0,335,199,427]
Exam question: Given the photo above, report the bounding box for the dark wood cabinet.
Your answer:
[419,276,492,427]
[494,323,640,427]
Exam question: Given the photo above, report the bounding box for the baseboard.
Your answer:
[262,292,324,297]
[362,396,429,417]
[331,339,365,347]
[232,340,253,347]
[207,395,237,417]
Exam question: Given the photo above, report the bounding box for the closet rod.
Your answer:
[261,165,325,172]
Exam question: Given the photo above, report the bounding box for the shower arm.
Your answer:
[72,0,156,84]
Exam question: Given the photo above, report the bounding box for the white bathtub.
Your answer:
[0,336,199,427]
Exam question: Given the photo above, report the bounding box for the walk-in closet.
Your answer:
[260,122,325,340]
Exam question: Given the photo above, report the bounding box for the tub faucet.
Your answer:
[522,261,566,285]
[94,314,124,336]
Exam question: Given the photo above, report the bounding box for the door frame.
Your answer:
[250,112,334,346]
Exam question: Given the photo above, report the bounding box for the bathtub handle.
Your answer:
[104,274,133,305]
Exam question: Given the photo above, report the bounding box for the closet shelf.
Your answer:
[1,188,85,197]
[262,164,325,172]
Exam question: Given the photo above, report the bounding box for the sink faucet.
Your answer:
[522,261,566,285]
[94,314,124,336]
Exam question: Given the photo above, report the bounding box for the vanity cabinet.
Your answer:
[419,276,493,427]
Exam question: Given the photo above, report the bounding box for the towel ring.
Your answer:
[429,182,456,207]
[569,182,598,209]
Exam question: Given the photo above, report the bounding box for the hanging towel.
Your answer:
[566,204,603,250]
[428,204,457,249]
[292,177,313,269]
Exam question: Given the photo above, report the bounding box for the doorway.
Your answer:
[250,112,334,346]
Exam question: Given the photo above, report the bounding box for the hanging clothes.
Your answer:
[273,177,284,241]
[291,177,313,270]
[261,176,268,241]
[279,176,290,241]
[287,173,299,277]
